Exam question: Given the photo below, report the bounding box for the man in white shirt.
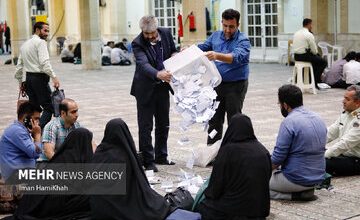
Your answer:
[326,85,360,176]
[15,22,60,129]
[60,44,74,63]
[293,18,327,88]
[343,53,360,86]
[111,42,131,66]
[101,41,114,66]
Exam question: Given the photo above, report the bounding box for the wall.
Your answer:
[217,0,236,30]
[125,0,145,40]
[64,0,80,44]
[0,0,7,22]
[348,0,360,33]
[283,0,303,33]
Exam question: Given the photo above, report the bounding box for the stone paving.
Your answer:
[1,55,360,219]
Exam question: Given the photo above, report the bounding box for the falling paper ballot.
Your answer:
[163,45,222,131]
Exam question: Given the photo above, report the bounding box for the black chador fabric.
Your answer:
[8,128,93,220]
[90,118,173,220]
[200,114,272,220]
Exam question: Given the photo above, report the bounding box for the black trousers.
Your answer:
[26,72,54,129]
[112,59,132,66]
[61,57,74,63]
[5,42,10,53]
[137,83,170,166]
[294,52,327,85]
[207,80,249,145]
[326,156,360,176]
[331,79,360,89]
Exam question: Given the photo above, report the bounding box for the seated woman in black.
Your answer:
[90,118,174,220]
[8,128,94,220]
[196,113,272,220]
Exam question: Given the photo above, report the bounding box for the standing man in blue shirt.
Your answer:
[270,85,326,201]
[198,9,251,144]
[0,102,42,181]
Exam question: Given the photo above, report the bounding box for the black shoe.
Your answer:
[144,163,158,172]
[155,159,175,165]
[292,189,317,201]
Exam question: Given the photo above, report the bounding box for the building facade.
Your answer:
[1,0,359,66]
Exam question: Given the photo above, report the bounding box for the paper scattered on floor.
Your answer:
[317,83,331,89]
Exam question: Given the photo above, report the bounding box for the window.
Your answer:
[247,0,278,48]
[153,0,177,41]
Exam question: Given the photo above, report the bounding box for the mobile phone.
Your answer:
[24,116,32,129]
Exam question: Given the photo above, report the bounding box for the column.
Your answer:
[6,0,31,58]
[181,0,206,46]
[48,0,66,55]
[79,0,101,70]
[64,0,81,44]
[340,0,348,33]
[309,0,328,34]
[100,0,126,42]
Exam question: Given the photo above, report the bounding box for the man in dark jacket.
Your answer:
[131,15,177,172]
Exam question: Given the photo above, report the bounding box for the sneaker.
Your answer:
[144,163,158,172]
[155,159,175,165]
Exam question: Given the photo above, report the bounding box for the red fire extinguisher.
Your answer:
[177,13,183,37]
[188,11,196,32]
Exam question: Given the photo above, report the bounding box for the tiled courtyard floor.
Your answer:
[1,55,360,219]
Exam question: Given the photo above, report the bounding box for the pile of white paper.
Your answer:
[172,66,220,131]
[164,45,222,132]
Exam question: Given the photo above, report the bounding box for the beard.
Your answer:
[39,34,47,40]
[280,105,289,117]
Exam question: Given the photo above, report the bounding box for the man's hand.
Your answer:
[43,143,55,160]
[324,149,332,159]
[52,76,60,89]
[157,70,172,83]
[272,164,279,170]
[35,145,42,154]
[29,118,41,142]
[205,51,218,61]
[180,45,189,51]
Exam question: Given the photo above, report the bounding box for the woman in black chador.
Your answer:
[197,114,272,220]
[90,118,174,220]
[7,128,94,220]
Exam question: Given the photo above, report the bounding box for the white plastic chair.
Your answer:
[332,45,344,63]
[292,61,317,94]
[278,41,288,65]
[318,41,332,68]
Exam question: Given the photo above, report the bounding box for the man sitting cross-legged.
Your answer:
[326,85,360,176]
[42,98,80,160]
[270,85,327,201]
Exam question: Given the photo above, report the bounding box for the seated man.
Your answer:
[323,51,356,88]
[42,98,80,160]
[60,44,74,63]
[293,18,327,87]
[102,41,114,66]
[270,85,327,201]
[342,53,360,86]
[0,101,42,180]
[326,85,360,176]
[111,42,131,66]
